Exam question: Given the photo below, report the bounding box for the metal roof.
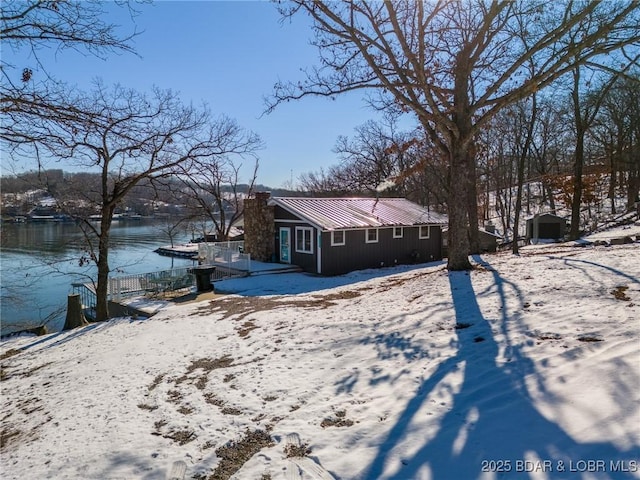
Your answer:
[269,197,448,231]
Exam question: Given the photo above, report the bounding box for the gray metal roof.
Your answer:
[269,197,448,231]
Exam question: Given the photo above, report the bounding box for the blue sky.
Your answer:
[7,1,389,188]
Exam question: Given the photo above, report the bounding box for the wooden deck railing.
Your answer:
[72,245,251,317]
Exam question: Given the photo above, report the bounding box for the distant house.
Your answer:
[243,194,448,275]
[526,213,569,243]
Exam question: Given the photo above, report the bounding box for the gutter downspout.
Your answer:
[317,229,322,275]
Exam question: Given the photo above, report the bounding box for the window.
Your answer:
[331,230,345,246]
[393,227,404,238]
[366,228,378,243]
[419,225,431,239]
[295,227,313,254]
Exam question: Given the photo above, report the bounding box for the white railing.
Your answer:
[74,241,251,313]
[109,267,196,301]
[197,241,250,272]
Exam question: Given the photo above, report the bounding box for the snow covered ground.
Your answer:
[1,228,639,480]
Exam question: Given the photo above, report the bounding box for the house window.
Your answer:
[295,227,313,254]
[366,228,378,243]
[419,225,431,239]
[393,227,403,238]
[331,230,345,246]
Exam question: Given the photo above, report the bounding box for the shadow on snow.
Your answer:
[215,262,444,296]
[360,256,639,480]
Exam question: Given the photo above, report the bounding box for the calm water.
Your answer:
[0,220,197,335]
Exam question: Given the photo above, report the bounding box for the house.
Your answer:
[243,193,447,275]
[526,213,569,243]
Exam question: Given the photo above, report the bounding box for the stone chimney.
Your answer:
[243,192,275,262]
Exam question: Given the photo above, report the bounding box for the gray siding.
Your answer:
[273,205,443,275]
[320,226,442,275]
[274,220,318,272]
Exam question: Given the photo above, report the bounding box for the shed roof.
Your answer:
[269,197,448,231]
[526,213,568,221]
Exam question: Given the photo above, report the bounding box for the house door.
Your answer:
[279,227,291,263]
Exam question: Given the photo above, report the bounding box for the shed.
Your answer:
[244,194,448,275]
[479,223,502,253]
[526,213,568,243]
[441,224,502,257]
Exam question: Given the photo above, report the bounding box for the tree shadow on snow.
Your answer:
[552,255,640,286]
[215,262,444,296]
[362,256,639,480]
[17,316,147,353]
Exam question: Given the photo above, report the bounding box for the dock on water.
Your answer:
[154,243,199,259]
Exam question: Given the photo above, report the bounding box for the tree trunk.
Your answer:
[448,52,474,270]
[513,167,526,254]
[513,96,537,254]
[63,294,88,330]
[570,69,585,241]
[94,210,114,322]
[467,154,480,255]
[628,162,640,211]
[570,129,585,240]
[608,146,617,215]
[547,182,557,214]
[447,145,472,270]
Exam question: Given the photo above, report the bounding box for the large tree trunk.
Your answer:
[448,52,474,270]
[448,144,472,271]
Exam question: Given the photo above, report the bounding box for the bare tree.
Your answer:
[301,116,448,207]
[3,82,255,322]
[1,0,140,136]
[334,119,405,195]
[514,97,538,253]
[530,97,572,214]
[298,165,355,196]
[0,0,137,61]
[176,131,262,241]
[591,75,640,215]
[267,0,640,270]
[1,0,139,329]
[567,68,632,239]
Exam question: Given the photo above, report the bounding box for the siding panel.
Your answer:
[321,226,443,275]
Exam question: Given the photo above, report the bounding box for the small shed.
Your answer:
[479,223,501,253]
[441,224,501,256]
[526,213,568,243]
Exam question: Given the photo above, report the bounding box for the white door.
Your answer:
[279,227,291,263]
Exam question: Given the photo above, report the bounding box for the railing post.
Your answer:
[114,277,121,302]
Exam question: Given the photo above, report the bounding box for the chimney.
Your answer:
[243,192,274,262]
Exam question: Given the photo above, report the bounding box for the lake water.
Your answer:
[0,220,197,335]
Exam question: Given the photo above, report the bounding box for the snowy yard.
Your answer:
[1,236,639,479]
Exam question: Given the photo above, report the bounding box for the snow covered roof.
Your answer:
[526,212,568,221]
[268,197,448,231]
